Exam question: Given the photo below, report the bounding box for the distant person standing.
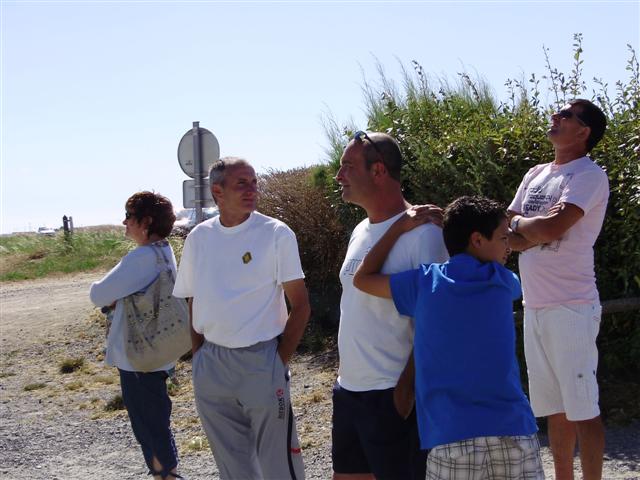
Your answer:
[173,157,309,479]
[332,131,448,480]
[90,191,182,480]
[508,99,609,480]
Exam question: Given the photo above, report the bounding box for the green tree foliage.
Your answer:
[320,34,639,302]
[310,35,640,400]
[256,38,638,400]
[249,36,639,419]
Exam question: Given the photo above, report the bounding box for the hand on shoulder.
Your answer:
[397,204,443,232]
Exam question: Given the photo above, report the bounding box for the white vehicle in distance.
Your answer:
[172,207,218,236]
[37,226,56,236]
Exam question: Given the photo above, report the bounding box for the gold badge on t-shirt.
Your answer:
[242,252,252,264]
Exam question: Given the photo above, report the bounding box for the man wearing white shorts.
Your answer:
[508,99,609,480]
[173,157,310,479]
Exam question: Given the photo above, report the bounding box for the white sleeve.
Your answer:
[275,225,305,284]
[560,168,609,214]
[410,224,449,267]
[89,248,158,307]
[173,232,195,298]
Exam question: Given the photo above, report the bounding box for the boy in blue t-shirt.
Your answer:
[353,196,543,479]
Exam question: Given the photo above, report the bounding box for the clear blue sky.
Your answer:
[2,1,638,233]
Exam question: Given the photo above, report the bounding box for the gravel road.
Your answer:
[0,273,638,479]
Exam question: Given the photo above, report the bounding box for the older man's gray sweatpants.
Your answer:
[192,338,305,480]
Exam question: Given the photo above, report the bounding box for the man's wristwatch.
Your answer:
[510,215,521,233]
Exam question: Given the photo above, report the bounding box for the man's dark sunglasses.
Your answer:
[557,109,587,127]
[125,212,134,220]
[353,130,382,153]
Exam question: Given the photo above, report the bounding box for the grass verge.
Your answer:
[0,229,133,281]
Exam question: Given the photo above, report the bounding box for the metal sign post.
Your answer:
[192,122,203,223]
[182,179,215,208]
[177,123,220,225]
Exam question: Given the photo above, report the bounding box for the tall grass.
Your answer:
[0,229,134,281]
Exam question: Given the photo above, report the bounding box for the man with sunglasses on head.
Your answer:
[508,99,609,480]
[332,132,448,480]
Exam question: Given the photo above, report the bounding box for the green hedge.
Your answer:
[260,34,640,414]
[318,34,639,303]
[259,36,639,418]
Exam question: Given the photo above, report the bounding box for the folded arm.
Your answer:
[509,202,584,247]
[89,251,157,307]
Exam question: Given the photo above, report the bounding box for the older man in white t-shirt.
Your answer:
[508,99,609,480]
[173,157,310,480]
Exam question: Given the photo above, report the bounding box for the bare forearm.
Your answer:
[353,221,406,297]
[355,206,439,297]
[396,351,415,393]
[508,230,537,252]
[511,203,583,245]
[512,215,557,244]
[278,304,311,365]
[355,221,406,279]
[393,351,416,419]
[188,298,204,354]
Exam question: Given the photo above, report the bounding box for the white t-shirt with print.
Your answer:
[173,211,304,348]
[337,212,449,392]
[509,156,609,308]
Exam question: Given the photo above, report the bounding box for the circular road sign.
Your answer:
[177,127,220,178]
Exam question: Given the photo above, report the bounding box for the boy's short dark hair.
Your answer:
[443,196,507,256]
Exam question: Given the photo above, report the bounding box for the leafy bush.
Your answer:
[311,34,639,417]
[258,167,348,328]
[324,34,639,301]
[259,37,638,368]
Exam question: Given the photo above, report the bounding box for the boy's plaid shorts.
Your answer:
[427,434,544,479]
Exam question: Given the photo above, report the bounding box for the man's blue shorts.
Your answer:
[119,369,178,477]
[331,382,426,480]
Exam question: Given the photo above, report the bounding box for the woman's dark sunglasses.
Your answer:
[353,130,382,153]
[557,109,587,127]
[125,212,134,220]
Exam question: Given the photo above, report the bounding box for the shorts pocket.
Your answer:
[508,435,539,454]
[574,364,599,403]
[430,439,477,460]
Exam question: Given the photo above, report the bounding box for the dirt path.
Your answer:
[0,273,638,479]
[0,272,100,340]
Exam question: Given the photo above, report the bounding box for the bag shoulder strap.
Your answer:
[148,241,175,282]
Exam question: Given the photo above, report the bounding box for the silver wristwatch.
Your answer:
[510,216,521,233]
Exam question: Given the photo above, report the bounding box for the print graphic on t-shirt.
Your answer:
[523,173,573,253]
[342,247,371,276]
[342,258,362,276]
